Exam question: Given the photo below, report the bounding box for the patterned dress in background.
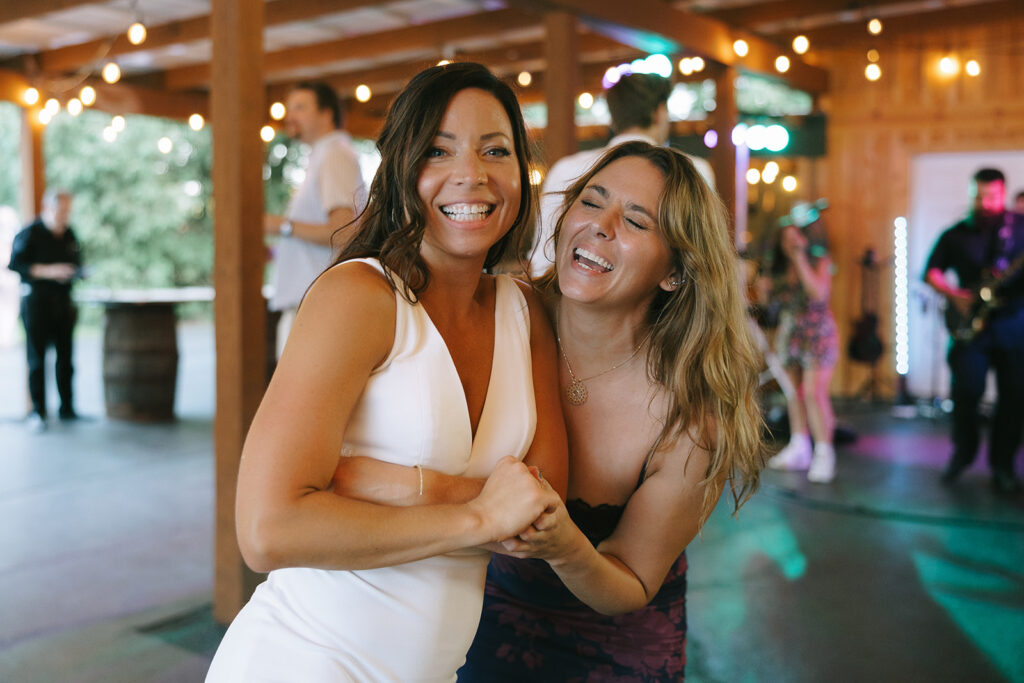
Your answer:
[459,497,688,682]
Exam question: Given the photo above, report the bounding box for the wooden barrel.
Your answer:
[102,302,179,421]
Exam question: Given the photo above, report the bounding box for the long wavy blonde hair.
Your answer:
[539,141,766,523]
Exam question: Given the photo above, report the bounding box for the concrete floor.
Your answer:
[1,321,1022,682]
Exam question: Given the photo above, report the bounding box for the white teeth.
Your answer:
[441,203,493,221]
[573,247,613,272]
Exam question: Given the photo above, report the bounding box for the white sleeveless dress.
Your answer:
[206,259,537,682]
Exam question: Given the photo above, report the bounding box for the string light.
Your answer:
[746,168,761,185]
[102,62,121,84]
[44,98,60,115]
[775,56,790,73]
[966,59,981,77]
[111,115,126,132]
[578,92,594,109]
[127,21,147,45]
[691,57,705,72]
[38,109,54,125]
[939,56,960,76]
[23,87,40,106]
[867,49,880,63]
[782,175,798,192]
[733,39,749,57]
[188,113,204,131]
[260,125,276,142]
[79,85,96,106]
[517,71,532,87]
[792,35,809,55]
[762,161,780,183]
[355,85,371,102]
[67,98,83,116]
[865,64,882,81]
[157,136,173,154]
[868,18,883,35]
[679,58,693,76]
[269,102,286,120]
[102,126,117,143]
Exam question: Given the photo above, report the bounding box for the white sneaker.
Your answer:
[768,433,812,470]
[807,442,836,483]
[26,413,48,434]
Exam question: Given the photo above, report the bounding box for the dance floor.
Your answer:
[1,322,1021,682]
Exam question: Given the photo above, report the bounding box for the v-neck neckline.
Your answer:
[419,277,502,444]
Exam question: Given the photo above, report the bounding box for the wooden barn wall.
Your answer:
[816,17,1024,398]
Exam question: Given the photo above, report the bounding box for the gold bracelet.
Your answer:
[414,464,424,496]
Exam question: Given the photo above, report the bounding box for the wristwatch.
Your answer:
[279,220,293,237]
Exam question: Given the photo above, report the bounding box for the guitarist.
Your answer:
[924,168,1024,496]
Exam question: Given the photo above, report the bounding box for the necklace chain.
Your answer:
[555,325,651,406]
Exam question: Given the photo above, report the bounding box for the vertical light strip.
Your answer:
[893,217,909,375]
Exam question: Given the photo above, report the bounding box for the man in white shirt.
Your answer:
[529,73,714,278]
[265,82,366,356]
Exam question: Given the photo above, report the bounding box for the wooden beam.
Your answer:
[265,33,638,103]
[19,107,44,221]
[0,0,93,24]
[544,11,581,163]
[165,8,541,90]
[710,64,740,232]
[38,0,384,73]
[211,0,266,624]
[508,0,828,93]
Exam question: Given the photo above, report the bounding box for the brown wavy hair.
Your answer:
[539,141,766,522]
[334,62,536,300]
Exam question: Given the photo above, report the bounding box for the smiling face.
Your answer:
[416,88,522,268]
[556,156,676,309]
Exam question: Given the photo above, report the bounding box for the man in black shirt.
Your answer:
[8,190,82,430]
[925,168,1024,495]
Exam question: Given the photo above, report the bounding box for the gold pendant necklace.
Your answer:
[556,324,650,406]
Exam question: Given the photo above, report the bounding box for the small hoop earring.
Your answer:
[670,276,685,288]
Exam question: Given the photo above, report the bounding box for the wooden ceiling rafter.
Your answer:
[0,0,94,24]
[35,0,385,73]
[161,7,542,90]
[507,0,829,92]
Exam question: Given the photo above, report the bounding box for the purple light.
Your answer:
[703,129,718,148]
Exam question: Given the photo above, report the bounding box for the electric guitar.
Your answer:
[944,247,1024,342]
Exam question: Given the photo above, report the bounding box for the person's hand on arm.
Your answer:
[331,280,569,511]
[28,263,77,282]
[264,206,358,247]
[235,262,555,573]
[501,433,719,616]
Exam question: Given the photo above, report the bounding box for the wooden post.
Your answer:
[543,11,579,165]
[710,64,741,240]
[19,107,44,221]
[211,0,266,623]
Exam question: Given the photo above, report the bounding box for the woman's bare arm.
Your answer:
[501,433,720,616]
[236,262,557,573]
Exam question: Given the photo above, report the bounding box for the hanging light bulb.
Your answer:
[67,98,83,116]
[355,85,372,102]
[868,18,883,35]
[23,87,40,106]
[965,59,981,77]
[865,64,882,81]
[775,56,790,73]
[269,102,286,120]
[260,125,276,142]
[44,98,60,115]
[127,22,147,45]
[188,113,205,131]
[578,92,594,109]
[111,115,126,132]
[102,62,121,84]
[733,39,749,57]
[80,85,96,106]
[517,71,532,87]
[792,36,810,55]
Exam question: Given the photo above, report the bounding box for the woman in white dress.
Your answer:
[205,63,567,683]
